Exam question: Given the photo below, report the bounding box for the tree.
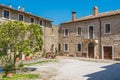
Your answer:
[0,21,43,74]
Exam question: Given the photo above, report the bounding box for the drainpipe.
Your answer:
[43,22,46,54]
[98,18,102,59]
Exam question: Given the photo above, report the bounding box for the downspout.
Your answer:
[98,18,102,59]
[43,22,46,54]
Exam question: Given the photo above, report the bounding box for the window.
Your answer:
[30,17,34,23]
[40,20,43,25]
[18,14,24,21]
[77,27,81,36]
[3,10,9,19]
[64,29,69,36]
[89,26,94,39]
[64,43,69,52]
[105,24,111,34]
[58,44,61,52]
[77,43,82,52]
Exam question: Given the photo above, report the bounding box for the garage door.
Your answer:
[104,46,112,60]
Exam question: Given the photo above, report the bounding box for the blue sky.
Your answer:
[0,0,120,25]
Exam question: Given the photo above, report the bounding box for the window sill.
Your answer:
[76,51,82,53]
[104,33,111,34]
[76,35,82,37]
[63,36,69,38]
[2,17,11,20]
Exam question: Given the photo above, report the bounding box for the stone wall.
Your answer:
[100,15,120,59]
[0,6,52,27]
[0,5,53,58]
[43,25,58,54]
[59,14,120,59]
[59,19,100,57]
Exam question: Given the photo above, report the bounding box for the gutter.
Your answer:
[98,18,102,59]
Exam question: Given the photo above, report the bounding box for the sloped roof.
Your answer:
[0,4,52,22]
[61,10,120,24]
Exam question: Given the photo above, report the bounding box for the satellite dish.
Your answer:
[18,6,21,10]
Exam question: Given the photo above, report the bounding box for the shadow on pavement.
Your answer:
[24,67,37,72]
[84,63,120,80]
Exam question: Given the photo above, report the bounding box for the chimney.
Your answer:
[21,6,24,12]
[72,10,76,21]
[93,6,98,16]
[8,4,12,8]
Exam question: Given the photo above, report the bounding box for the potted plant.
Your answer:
[4,64,15,77]
[25,53,31,60]
[16,54,20,62]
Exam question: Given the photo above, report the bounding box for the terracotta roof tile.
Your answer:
[62,10,120,24]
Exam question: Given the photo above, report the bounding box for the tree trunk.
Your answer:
[13,51,16,73]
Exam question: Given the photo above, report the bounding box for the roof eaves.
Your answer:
[61,10,120,25]
[0,4,52,22]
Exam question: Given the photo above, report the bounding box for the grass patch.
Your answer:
[24,59,57,66]
[2,74,39,80]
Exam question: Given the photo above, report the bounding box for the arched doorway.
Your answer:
[88,43,94,58]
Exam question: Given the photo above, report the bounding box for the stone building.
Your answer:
[44,25,58,54]
[1,4,120,60]
[59,6,120,60]
[0,4,58,57]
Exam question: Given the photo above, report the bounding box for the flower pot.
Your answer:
[25,56,30,60]
[6,72,13,77]
[16,57,20,62]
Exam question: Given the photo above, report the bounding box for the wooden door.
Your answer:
[104,46,112,59]
[88,43,94,58]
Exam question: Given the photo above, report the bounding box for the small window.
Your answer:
[40,20,43,25]
[18,14,24,21]
[3,10,9,19]
[64,43,69,52]
[64,29,69,36]
[77,43,82,52]
[89,26,94,39]
[105,24,111,34]
[77,27,81,36]
[30,17,34,23]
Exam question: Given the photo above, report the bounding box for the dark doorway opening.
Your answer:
[103,46,112,60]
[88,43,94,58]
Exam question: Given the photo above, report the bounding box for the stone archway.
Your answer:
[88,43,94,58]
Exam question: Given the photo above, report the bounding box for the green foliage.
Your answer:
[16,54,19,58]
[3,64,15,73]
[18,62,24,68]
[42,53,47,57]
[28,24,43,53]
[0,21,43,74]
[2,74,39,80]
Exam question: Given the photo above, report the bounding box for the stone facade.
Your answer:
[59,19,100,58]
[59,7,120,60]
[0,4,58,57]
[43,25,58,53]
[1,4,120,60]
